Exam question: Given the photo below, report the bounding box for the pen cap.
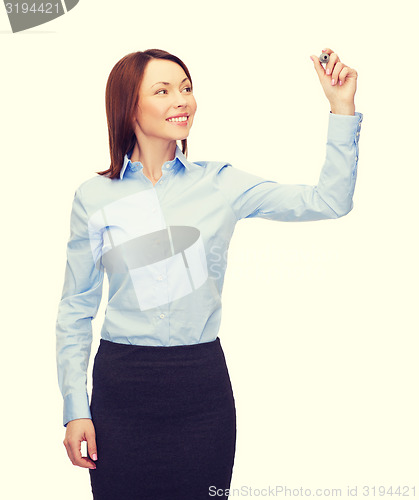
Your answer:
[319,53,330,64]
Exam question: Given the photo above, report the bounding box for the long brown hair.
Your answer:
[97,49,193,179]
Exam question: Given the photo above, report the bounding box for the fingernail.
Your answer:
[331,79,335,85]
[339,80,343,86]
[310,56,314,61]
[326,68,331,75]
[92,454,98,461]
[90,466,96,470]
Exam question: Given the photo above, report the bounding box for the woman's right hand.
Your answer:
[63,418,98,469]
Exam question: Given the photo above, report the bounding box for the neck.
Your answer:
[130,138,177,183]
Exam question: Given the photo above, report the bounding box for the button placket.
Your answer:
[157,169,170,186]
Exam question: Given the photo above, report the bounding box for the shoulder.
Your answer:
[76,173,113,193]
[188,159,268,189]
[188,159,232,174]
[72,174,116,212]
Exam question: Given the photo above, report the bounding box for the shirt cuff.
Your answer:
[63,391,92,427]
[327,111,363,144]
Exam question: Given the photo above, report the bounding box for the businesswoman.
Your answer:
[56,48,362,499]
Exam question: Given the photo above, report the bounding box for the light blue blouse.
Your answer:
[56,111,363,426]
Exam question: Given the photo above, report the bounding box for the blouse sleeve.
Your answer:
[215,111,363,222]
[55,185,104,427]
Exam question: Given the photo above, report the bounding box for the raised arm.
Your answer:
[214,48,362,222]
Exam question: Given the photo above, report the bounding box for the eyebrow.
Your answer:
[151,77,190,89]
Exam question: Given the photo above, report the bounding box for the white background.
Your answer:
[1,0,418,498]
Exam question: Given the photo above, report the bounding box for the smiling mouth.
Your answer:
[166,116,189,123]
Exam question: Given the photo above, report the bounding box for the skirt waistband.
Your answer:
[97,336,222,363]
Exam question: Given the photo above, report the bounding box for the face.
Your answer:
[133,59,197,144]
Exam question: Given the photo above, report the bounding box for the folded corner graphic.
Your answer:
[4,0,79,33]
[88,191,209,311]
[64,0,78,9]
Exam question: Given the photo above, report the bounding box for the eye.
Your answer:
[182,86,193,93]
[156,89,167,95]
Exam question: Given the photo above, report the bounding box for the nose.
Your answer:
[173,90,188,107]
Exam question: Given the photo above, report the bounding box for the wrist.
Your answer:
[330,101,355,115]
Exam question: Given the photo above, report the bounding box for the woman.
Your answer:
[56,48,363,499]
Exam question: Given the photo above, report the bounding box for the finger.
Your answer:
[66,437,82,466]
[86,429,98,463]
[341,66,358,85]
[325,52,340,76]
[346,66,358,80]
[63,436,76,464]
[67,438,96,469]
[310,55,326,80]
[338,66,349,85]
[331,61,345,85]
[78,456,97,469]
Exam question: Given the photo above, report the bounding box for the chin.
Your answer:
[173,131,191,141]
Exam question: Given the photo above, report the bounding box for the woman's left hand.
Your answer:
[310,48,358,113]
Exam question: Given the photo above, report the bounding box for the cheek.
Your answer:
[140,100,165,122]
[190,97,198,117]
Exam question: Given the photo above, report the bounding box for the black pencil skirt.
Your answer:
[88,337,237,499]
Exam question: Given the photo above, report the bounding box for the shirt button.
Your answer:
[157,275,163,281]
[159,313,165,319]
[355,156,358,161]
[356,132,360,136]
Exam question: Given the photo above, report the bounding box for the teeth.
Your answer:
[168,116,188,122]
